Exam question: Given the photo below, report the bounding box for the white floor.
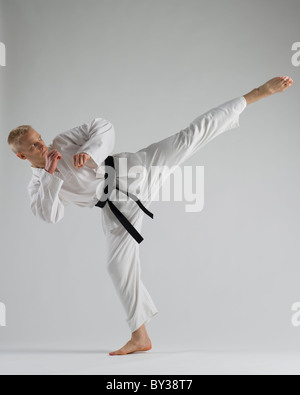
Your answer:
[1,349,300,375]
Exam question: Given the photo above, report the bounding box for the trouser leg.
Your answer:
[105,210,158,333]
[136,96,247,203]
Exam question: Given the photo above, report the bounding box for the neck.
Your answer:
[31,158,46,169]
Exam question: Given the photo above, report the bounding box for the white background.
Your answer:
[1,0,300,354]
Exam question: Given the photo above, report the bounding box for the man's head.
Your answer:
[8,125,49,168]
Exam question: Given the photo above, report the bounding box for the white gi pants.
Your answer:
[101,96,247,333]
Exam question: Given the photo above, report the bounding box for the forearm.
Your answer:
[28,170,65,224]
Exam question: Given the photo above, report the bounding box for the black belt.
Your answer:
[95,156,154,244]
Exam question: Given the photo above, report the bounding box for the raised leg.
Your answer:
[136,76,293,205]
[137,96,247,205]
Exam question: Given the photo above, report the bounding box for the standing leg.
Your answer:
[105,207,158,356]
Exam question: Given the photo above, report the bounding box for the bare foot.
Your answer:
[244,76,294,105]
[259,76,294,97]
[109,338,152,356]
[109,324,152,356]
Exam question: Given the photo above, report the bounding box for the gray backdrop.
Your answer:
[1,0,300,352]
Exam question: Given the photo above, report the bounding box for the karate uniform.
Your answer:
[27,96,247,332]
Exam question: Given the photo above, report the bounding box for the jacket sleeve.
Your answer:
[58,118,115,167]
[27,169,65,224]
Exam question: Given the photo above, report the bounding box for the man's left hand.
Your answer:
[73,153,91,169]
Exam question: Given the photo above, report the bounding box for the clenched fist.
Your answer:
[73,153,91,169]
[45,150,62,175]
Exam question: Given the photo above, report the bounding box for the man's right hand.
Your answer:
[45,150,62,175]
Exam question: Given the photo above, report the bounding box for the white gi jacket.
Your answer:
[27,118,115,224]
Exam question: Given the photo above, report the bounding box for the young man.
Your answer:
[7,76,294,355]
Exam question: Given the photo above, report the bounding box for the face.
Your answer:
[17,128,49,163]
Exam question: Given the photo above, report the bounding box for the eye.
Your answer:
[32,137,42,147]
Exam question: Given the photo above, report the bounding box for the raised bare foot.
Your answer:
[244,76,294,105]
[258,76,294,97]
[109,338,152,356]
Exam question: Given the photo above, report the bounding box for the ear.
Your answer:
[16,152,27,160]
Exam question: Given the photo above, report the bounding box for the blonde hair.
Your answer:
[7,125,32,154]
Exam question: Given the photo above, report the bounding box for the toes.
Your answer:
[109,350,125,356]
[279,76,293,86]
[278,77,288,85]
[284,77,293,84]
